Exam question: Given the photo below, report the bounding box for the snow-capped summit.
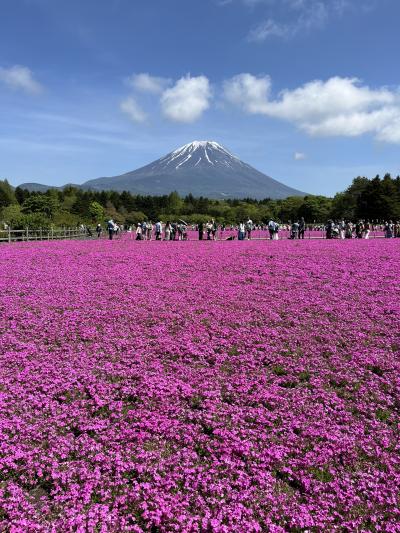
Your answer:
[170,140,236,159]
[156,140,241,171]
[33,141,306,199]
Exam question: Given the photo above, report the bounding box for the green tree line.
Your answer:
[1,173,399,229]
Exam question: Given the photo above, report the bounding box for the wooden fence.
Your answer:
[0,227,92,243]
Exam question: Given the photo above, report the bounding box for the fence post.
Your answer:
[26,227,29,241]
[8,226,11,243]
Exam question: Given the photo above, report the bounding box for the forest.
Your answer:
[0,174,399,229]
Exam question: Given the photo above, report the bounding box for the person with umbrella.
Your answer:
[178,219,188,241]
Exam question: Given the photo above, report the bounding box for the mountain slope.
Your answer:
[18,141,307,199]
[81,141,306,199]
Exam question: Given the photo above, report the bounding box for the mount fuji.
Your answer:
[20,141,307,199]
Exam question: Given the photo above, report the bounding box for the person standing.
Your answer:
[171,222,177,240]
[273,221,279,240]
[96,223,102,238]
[206,221,212,240]
[245,218,253,240]
[135,223,143,240]
[363,221,371,239]
[146,221,153,241]
[326,220,334,240]
[355,221,364,239]
[211,219,218,240]
[177,223,184,240]
[107,219,115,240]
[198,221,204,240]
[290,221,299,239]
[345,221,353,239]
[298,217,306,239]
[238,221,245,241]
[165,221,171,241]
[155,221,162,240]
[141,221,147,241]
[181,223,188,241]
[268,219,275,240]
[385,220,394,238]
[339,220,346,240]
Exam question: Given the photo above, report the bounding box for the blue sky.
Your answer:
[0,0,399,196]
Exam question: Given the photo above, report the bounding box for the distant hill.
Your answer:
[18,182,81,192]
[18,141,307,199]
[18,182,60,192]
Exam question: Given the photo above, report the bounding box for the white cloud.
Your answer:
[223,73,271,114]
[248,19,291,41]
[120,97,147,123]
[160,75,211,123]
[0,65,43,94]
[224,74,400,144]
[264,77,395,122]
[376,114,400,144]
[248,2,328,41]
[294,152,306,160]
[128,73,170,94]
[245,0,375,41]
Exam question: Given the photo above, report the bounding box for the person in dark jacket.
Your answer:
[326,220,334,240]
[107,219,115,240]
[299,217,306,239]
[355,221,364,239]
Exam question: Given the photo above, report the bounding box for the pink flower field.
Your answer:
[1,239,399,532]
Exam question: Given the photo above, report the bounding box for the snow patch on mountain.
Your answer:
[157,140,243,171]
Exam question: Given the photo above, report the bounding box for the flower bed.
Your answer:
[0,239,399,531]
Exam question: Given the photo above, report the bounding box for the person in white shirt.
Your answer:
[164,222,171,241]
[268,220,275,240]
[147,221,153,241]
[155,221,162,240]
[238,221,246,240]
[246,219,253,240]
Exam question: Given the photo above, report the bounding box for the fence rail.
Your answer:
[0,227,388,244]
[0,227,91,243]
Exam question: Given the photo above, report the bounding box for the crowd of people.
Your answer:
[325,220,400,239]
[103,218,400,241]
